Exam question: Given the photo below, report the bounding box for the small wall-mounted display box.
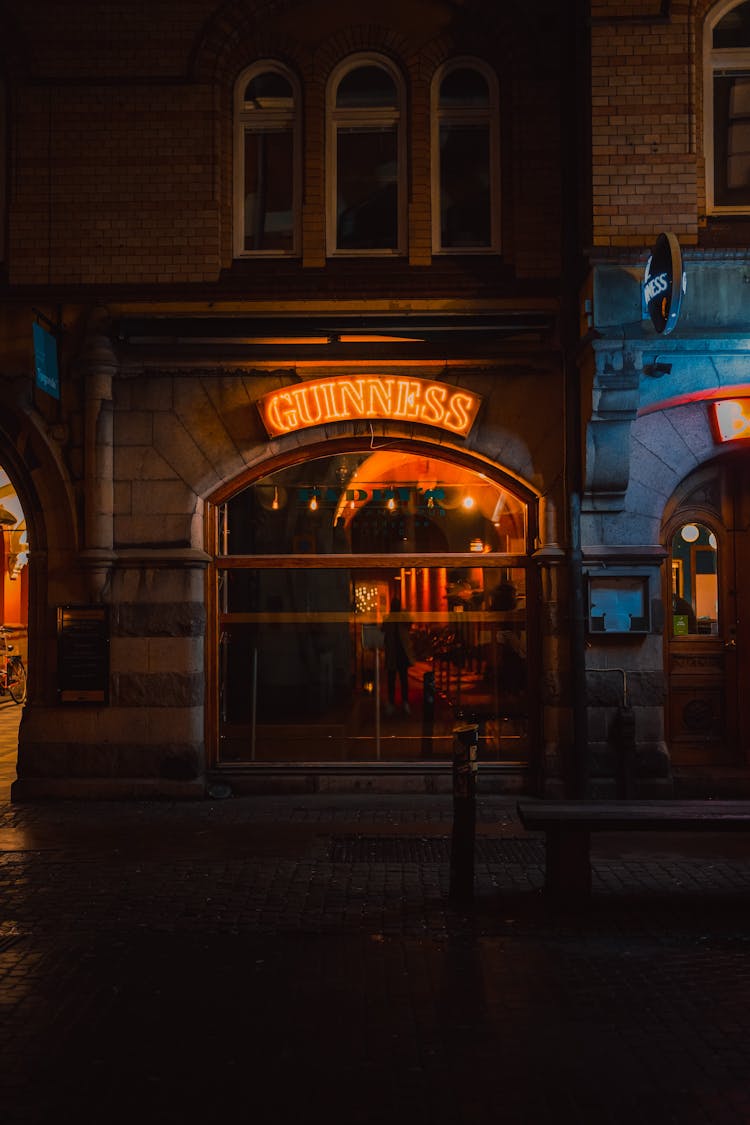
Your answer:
[587,573,651,635]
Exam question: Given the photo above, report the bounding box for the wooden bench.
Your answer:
[516,800,750,902]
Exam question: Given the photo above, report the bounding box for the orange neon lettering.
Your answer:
[257,376,480,438]
[394,380,421,418]
[421,383,448,424]
[266,392,296,434]
[293,384,325,427]
[319,382,345,418]
[366,377,394,414]
[444,392,474,435]
[338,380,366,416]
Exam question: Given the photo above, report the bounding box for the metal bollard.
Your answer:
[421,669,435,757]
[449,722,478,905]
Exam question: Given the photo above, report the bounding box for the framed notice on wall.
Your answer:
[57,605,110,704]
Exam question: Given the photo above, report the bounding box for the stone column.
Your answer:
[78,314,116,602]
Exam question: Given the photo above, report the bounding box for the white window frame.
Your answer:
[704,0,750,215]
[430,57,500,254]
[326,53,407,257]
[233,60,301,258]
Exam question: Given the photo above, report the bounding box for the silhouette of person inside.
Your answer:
[383,595,415,715]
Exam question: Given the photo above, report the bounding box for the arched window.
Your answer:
[213,448,533,765]
[705,0,750,213]
[327,55,406,255]
[431,59,500,252]
[234,62,300,256]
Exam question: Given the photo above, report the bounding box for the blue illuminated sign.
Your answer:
[643,232,686,335]
[33,321,60,399]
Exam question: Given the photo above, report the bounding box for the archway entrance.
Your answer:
[0,468,28,799]
[665,453,750,767]
[209,445,538,767]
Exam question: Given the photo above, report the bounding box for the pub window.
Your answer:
[670,522,719,636]
[431,59,500,252]
[327,55,406,255]
[706,0,750,212]
[215,450,532,766]
[234,62,300,256]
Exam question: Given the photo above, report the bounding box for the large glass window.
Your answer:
[706,1,750,212]
[431,60,499,252]
[234,63,300,255]
[215,452,531,765]
[327,56,405,254]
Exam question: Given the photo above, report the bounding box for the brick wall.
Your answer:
[590,2,698,247]
[3,0,564,286]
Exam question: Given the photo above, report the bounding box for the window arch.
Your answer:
[431,58,500,253]
[705,0,750,214]
[233,61,301,256]
[326,54,406,255]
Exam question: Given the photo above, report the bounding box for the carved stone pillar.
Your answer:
[78,313,116,602]
[583,342,642,513]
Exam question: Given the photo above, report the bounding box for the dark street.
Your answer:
[1,794,749,1125]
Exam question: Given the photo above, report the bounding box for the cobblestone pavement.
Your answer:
[1,793,749,1125]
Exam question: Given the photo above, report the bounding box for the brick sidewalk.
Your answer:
[1,794,750,1124]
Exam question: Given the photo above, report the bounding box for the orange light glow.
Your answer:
[713,399,750,443]
[257,376,481,439]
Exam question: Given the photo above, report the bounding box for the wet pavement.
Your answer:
[0,788,749,1125]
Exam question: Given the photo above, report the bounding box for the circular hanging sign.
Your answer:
[643,231,686,335]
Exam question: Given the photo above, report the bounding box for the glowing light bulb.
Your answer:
[462,494,475,510]
[310,496,318,512]
[272,487,279,511]
[387,497,396,511]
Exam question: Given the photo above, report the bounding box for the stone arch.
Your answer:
[601,400,730,546]
[0,388,80,705]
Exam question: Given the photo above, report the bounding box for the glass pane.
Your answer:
[336,65,397,108]
[440,124,491,247]
[671,523,719,636]
[439,67,489,107]
[220,452,527,557]
[243,130,294,251]
[337,128,398,249]
[714,74,750,204]
[218,565,529,764]
[244,71,294,109]
[714,1,750,48]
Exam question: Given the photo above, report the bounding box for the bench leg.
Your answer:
[545,828,591,903]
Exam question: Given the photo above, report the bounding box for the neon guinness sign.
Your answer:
[257,376,482,439]
[713,398,750,443]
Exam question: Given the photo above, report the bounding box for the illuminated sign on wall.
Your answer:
[257,376,482,439]
[712,398,750,443]
[643,231,686,335]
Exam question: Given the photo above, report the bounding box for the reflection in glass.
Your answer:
[244,130,294,251]
[671,522,719,636]
[439,123,491,247]
[337,128,398,249]
[218,565,528,764]
[220,451,526,557]
[218,452,530,765]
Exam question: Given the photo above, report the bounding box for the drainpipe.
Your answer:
[78,311,116,603]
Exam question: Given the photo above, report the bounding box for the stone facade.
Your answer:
[4,1,747,799]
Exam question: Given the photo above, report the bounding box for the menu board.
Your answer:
[57,606,109,704]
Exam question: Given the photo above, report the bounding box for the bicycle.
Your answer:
[0,626,27,704]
